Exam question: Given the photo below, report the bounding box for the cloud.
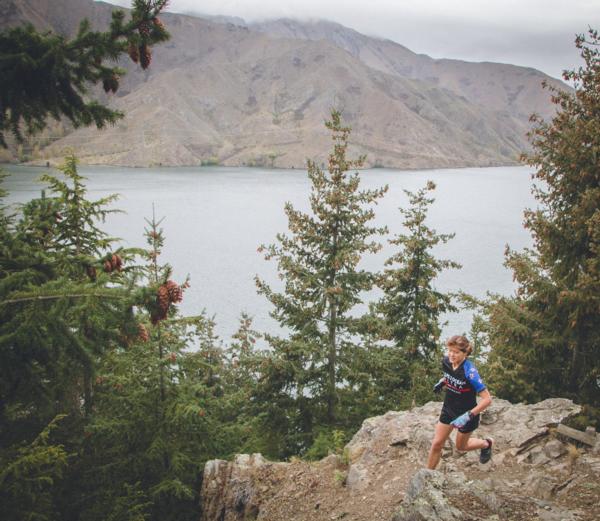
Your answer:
[106,0,598,79]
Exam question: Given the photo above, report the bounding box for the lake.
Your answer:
[1,164,538,343]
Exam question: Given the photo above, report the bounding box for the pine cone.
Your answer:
[152,17,164,31]
[166,280,183,303]
[152,280,185,324]
[150,311,164,325]
[137,323,149,342]
[139,45,152,70]
[157,284,170,312]
[103,260,113,272]
[86,265,97,281]
[102,74,119,93]
[128,42,140,63]
[111,254,123,272]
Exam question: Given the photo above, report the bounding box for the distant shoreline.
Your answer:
[5,158,523,173]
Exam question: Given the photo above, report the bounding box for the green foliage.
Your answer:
[255,110,388,456]
[364,181,460,411]
[305,428,347,461]
[105,483,152,521]
[0,154,135,436]
[56,208,239,521]
[0,415,68,521]
[0,161,260,521]
[200,157,220,167]
[0,1,170,146]
[477,29,600,418]
[333,469,347,486]
[376,181,460,357]
[76,314,220,521]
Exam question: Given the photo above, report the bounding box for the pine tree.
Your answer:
[256,110,388,456]
[221,314,269,455]
[480,28,600,416]
[377,181,461,357]
[372,181,461,409]
[0,154,135,431]
[0,0,170,146]
[0,160,144,520]
[225,312,262,390]
[72,212,227,521]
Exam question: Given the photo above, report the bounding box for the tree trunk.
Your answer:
[83,365,93,417]
[568,324,584,396]
[327,299,337,425]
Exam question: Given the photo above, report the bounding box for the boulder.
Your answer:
[543,440,566,459]
[200,453,271,521]
[391,470,462,521]
[524,472,558,500]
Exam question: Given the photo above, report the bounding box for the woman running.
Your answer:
[427,335,493,469]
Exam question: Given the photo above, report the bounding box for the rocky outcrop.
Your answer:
[199,398,600,521]
[201,454,271,521]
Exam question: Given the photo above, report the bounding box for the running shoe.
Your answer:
[480,438,493,464]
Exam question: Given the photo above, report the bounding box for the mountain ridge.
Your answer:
[1,0,570,168]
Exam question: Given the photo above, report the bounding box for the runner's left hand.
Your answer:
[451,411,472,429]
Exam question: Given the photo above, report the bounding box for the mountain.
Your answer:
[1,0,569,169]
[250,18,557,124]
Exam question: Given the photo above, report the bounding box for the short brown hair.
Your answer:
[446,335,473,356]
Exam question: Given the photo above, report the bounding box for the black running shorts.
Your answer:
[439,406,480,433]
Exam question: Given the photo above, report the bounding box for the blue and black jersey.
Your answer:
[441,356,486,415]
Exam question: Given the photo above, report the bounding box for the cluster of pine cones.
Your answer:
[128,17,164,70]
[85,253,122,280]
[151,280,184,324]
[104,254,123,273]
[102,73,120,93]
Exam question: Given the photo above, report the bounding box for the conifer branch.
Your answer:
[1,290,128,306]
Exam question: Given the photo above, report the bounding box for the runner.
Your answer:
[426,335,493,469]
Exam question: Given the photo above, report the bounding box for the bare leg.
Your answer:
[427,422,454,469]
[455,431,489,452]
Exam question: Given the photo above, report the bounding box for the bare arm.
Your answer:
[471,388,492,416]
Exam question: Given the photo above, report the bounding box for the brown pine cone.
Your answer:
[137,323,149,342]
[111,254,123,272]
[102,74,119,93]
[165,280,183,304]
[128,42,140,63]
[86,265,97,281]
[157,284,170,311]
[152,17,164,31]
[103,260,113,272]
[139,45,152,70]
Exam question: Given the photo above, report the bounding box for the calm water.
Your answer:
[1,164,537,343]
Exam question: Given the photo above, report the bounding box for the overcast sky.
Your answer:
[107,0,598,80]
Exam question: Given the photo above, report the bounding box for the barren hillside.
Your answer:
[1,0,570,168]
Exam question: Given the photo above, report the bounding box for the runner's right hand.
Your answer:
[433,378,446,394]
